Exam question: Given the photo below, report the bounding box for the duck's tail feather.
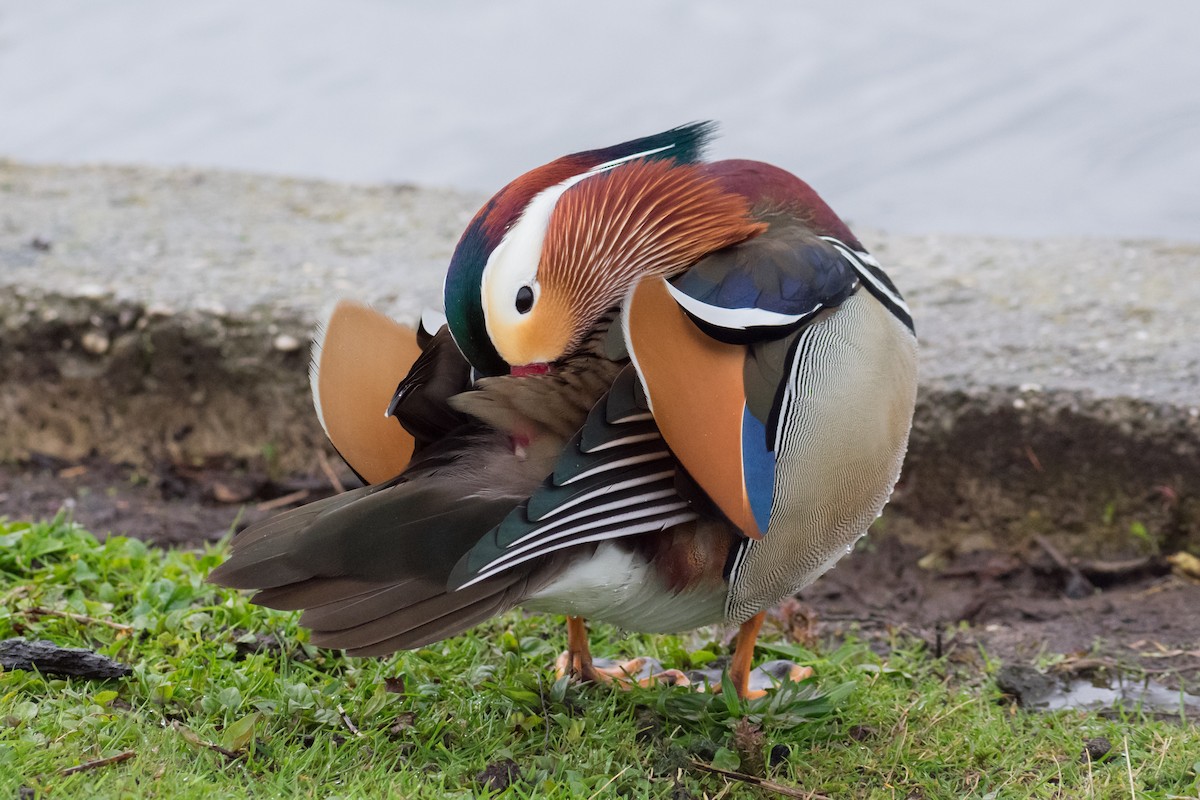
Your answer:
[208,476,539,653]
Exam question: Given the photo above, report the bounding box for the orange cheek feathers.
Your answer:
[489,292,576,367]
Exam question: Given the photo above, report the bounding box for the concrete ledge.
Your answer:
[2,160,1197,554]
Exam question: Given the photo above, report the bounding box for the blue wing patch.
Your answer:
[741,405,776,534]
[667,227,859,344]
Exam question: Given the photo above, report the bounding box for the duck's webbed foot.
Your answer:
[553,613,812,698]
[555,616,690,689]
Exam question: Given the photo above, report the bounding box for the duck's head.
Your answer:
[443,122,766,376]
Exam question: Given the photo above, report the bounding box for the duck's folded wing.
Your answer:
[622,228,863,539]
[449,365,699,590]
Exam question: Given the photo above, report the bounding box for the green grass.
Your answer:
[1,515,1198,799]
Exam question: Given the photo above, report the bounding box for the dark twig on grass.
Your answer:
[0,639,132,678]
[24,607,135,633]
[59,750,136,777]
[687,759,827,799]
[337,704,362,737]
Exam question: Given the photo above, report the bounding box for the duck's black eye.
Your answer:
[515,285,534,314]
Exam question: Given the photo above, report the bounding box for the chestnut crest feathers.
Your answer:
[443,122,763,375]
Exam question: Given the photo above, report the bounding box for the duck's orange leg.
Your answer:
[555,611,808,695]
[728,610,768,699]
[562,615,606,683]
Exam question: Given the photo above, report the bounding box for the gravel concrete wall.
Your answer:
[2,160,1197,550]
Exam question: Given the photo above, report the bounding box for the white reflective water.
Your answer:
[2,1,1197,239]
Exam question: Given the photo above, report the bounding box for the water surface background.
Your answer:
[2,1,1198,240]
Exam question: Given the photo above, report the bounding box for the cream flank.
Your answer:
[523,541,727,633]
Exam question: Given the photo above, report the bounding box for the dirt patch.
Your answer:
[900,387,1200,559]
[0,452,354,545]
[4,452,1197,692]
[796,534,1200,692]
[0,290,324,474]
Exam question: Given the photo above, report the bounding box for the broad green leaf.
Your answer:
[721,671,741,717]
[221,712,259,752]
[711,747,740,772]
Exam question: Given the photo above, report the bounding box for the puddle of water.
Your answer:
[1043,674,1200,717]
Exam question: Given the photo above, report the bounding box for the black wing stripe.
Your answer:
[480,493,692,572]
[819,237,914,332]
[450,364,698,590]
[462,510,699,588]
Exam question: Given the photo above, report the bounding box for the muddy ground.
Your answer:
[5,452,1198,697]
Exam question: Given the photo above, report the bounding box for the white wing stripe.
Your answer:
[511,484,678,547]
[457,511,699,590]
[580,431,662,453]
[560,451,671,485]
[476,500,692,575]
[664,280,822,330]
[527,469,675,523]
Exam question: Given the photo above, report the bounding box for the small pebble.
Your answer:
[273,333,301,352]
[76,283,107,299]
[1080,736,1112,763]
[81,330,110,355]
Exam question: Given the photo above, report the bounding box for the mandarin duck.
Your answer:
[208,123,918,699]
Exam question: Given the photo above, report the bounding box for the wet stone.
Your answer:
[995,664,1056,707]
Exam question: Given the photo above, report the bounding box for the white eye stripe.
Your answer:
[480,182,571,346]
[480,142,682,351]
